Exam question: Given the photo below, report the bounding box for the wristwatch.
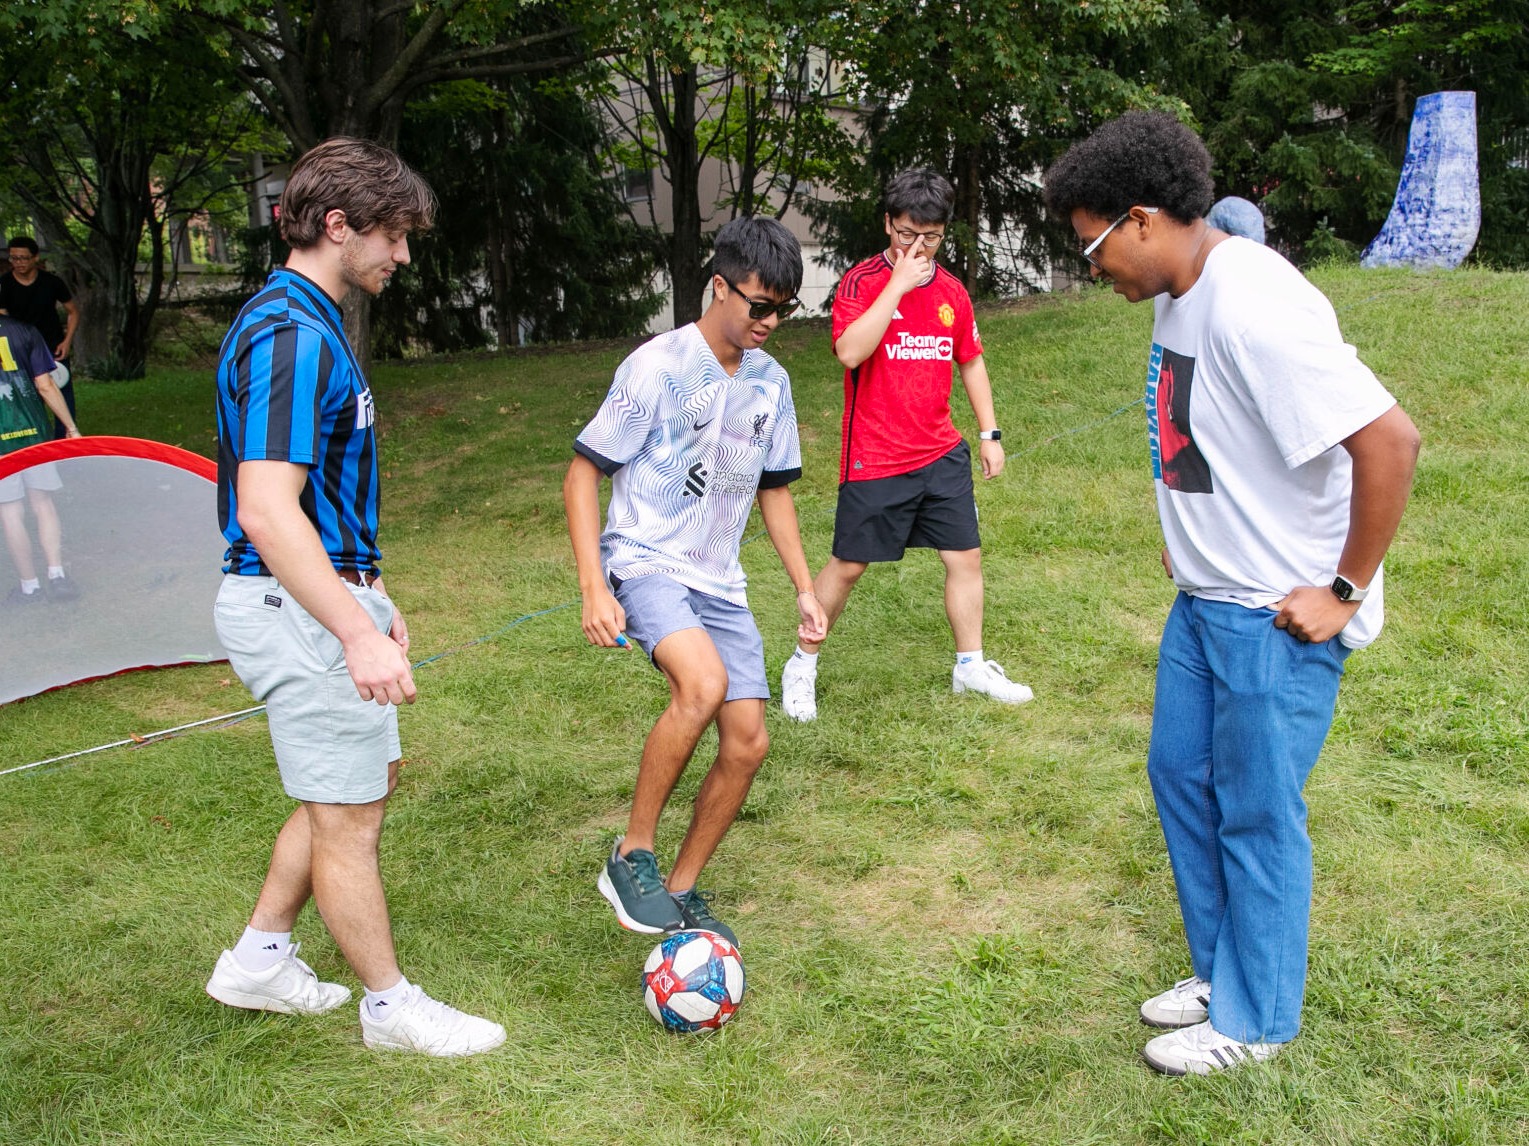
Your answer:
[1330,574,1369,603]
[978,428,1002,441]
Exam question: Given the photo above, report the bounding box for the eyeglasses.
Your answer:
[1080,207,1158,267]
[891,227,944,248]
[720,274,801,320]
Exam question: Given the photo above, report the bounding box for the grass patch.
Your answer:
[4,266,1528,1143]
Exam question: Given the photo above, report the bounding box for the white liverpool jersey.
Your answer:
[574,323,802,606]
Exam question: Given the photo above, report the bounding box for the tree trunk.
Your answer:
[666,64,706,327]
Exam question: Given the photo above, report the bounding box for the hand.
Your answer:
[581,586,629,648]
[65,428,82,439]
[796,589,828,644]
[342,626,418,706]
[888,246,931,294]
[55,340,71,360]
[978,438,1004,479]
[1273,585,1360,645]
[388,606,410,655]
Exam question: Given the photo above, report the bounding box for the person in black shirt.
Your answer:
[1,236,80,439]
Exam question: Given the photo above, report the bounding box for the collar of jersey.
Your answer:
[266,267,365,381]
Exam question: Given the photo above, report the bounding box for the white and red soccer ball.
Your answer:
[641,930,745,1032]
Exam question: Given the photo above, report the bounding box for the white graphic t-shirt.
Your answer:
[1146,238,1397,648]
[575,323,802,606]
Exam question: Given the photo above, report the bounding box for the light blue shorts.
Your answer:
[214,574,401,804]
[611,572,769,702]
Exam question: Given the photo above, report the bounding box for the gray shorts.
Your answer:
[214,574,401,804]
[612,572,769,702]
[0,461,62,504]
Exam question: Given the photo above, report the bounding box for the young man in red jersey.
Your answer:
[782,168,1032,720]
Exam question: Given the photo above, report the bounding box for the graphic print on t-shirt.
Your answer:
[1145,343,1213,494]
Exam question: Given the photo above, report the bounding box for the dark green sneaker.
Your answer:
[597,837,683,934]
[671,888,738,949]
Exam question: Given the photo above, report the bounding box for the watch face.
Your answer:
[1331,576,1355,601]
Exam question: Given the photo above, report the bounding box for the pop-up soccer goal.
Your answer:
[0,436,228,705]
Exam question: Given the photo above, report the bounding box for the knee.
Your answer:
[832,558,869,586]
[671,672,727,725]
[724,725,769,774]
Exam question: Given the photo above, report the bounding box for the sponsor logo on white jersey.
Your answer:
[884,332,954,361]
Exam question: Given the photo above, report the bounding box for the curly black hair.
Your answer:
[1043,112,1214,226]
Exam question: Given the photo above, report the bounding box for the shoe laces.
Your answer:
[677,888,721,927]
[624,848,668,898]
[278,942,319,980]
[1167,975,1210,1001]
[399,986,465,1030]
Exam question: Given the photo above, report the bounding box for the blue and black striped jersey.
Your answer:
[215,268,381,576]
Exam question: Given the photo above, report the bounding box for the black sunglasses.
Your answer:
[720,274,801,320]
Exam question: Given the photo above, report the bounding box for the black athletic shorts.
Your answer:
[832,441,980,562]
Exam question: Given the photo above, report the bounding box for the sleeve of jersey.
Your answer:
[574,355,659,475]
[231,322,326,467]
[759,372,802,489]
[830,267,874,344]
[954,290,983,364]
[51,273,73,305]
[1230,302,1396,470]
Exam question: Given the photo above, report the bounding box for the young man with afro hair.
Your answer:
[1044,111,1420,1075]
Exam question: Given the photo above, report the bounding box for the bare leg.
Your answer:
[248,760,399,934]
[0,499,37,582]
[939,547,985,651]
[668,698,768,891]
[27,489,63,569]
[621,628,727,856]
[302,761,403,991]
[796,557,869,653]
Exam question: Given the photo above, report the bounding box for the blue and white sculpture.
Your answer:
[1361,91,1480,269]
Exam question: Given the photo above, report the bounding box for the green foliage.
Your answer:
[372,77,664,355]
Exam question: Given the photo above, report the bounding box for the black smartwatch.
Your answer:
[1330,574,1369,603]
[978,429,1002,441]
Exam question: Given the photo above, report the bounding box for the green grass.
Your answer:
[4,266,1528,1144]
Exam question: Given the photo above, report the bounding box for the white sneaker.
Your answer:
[360,985,507,1056]
[1140,975,1211,1028]
[780,655,818,722]
[1141,1020,1283,1076]
[952,659,1034,705]
[205,944,351,1015]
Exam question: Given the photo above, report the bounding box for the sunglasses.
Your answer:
[1080,207,1159,267]
[720,274,801,320]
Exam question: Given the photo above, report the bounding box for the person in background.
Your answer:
[1,236,80,440]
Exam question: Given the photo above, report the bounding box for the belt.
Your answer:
[336,568,378,587]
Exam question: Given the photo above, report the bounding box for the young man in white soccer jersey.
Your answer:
[564,216,827,949]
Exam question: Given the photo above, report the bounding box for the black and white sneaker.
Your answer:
[1139,975,1211,1028]
[1142,1020,1283,1076]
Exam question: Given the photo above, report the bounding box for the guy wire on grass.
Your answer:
[0,285,1396,780]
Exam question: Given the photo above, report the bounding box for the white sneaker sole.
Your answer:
[952,680,1035,704]
[597,869,670,934]
[362,1025,507,1056]
[205,980,350,1015]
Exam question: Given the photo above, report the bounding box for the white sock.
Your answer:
[232,926,290,972]
[20,578,40,594]
[956,649,983,669]
[791,648,819,668]
[364,975,411,1021]
[47,566,65,580]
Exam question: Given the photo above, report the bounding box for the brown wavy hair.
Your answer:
[278,137,436,249]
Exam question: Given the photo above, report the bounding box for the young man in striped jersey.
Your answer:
[565,216,827,949]
[205,138,504,1057]
[780,168,1032,722]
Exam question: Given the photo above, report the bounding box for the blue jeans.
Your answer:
[1147,592,1351,1044]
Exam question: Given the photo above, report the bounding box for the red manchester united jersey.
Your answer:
[831,254,982,483]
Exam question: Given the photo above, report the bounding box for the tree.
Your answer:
[0,5,268,377]
[589,1,853,324]
[371,76,663,354]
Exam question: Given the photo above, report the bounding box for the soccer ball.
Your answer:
[641,930,745,1032]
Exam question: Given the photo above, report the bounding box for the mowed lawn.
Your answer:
[2,266,1527,1145]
